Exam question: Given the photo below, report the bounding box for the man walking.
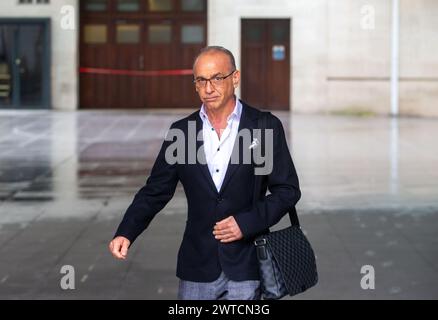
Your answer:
[109,46,301,300]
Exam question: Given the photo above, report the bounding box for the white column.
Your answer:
[390,0,400,116]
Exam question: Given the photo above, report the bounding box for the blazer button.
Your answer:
[217,197,223,203]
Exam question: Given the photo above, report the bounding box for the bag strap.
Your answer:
[253,111,300,227]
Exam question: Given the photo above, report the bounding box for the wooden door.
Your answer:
[241,19,290,110]
[111,19,145,108]
[173,19,206,107]
[80,17,112,108]
[79,0,207,109]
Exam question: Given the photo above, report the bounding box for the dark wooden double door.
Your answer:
[80,1,206,109]
[241,19,290,110]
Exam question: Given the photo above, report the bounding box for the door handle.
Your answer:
[139,55,144,70]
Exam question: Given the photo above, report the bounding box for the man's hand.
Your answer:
[109,236,131,260]
[213,216,243,243]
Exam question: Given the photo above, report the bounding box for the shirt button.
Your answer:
[217,147,220,151]
[211,127,214,131]
[216,169,219,173]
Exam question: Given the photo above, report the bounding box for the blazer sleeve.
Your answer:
[113,122,179,244]
[234,115,301,239]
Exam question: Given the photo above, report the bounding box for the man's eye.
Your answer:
[214,77,222,81]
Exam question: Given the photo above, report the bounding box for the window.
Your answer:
[244,24,264,42]
[181,25,204,44]
[148,0,172,12]
[84,25,107,44]
[272,24,288,42]
[116,24,140,44]
[182,0,204,12]
[117,0,140,12]
[84,0,107,12]
[148,24,172,44]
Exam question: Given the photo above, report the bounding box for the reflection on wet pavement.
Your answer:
[0,110,437,299]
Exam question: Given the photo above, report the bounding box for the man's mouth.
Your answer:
[203,97,219,102]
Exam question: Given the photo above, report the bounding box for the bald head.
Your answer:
[193,46,236,72]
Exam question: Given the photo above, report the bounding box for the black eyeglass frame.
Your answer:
[193,70,236,88]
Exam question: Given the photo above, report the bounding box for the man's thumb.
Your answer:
[121,240,129,256]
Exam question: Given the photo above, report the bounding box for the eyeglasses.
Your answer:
[193,70,236,88]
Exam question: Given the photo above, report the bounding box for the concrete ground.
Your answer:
[0,109,437,299]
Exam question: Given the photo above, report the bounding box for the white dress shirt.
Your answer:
[199,99,243,192]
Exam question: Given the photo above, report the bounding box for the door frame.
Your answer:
[0,18,51,109]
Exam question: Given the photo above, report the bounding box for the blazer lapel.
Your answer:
[195,114,219,195]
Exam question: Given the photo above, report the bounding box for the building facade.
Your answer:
[0,0,437,116]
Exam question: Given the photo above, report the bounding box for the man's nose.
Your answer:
[205,80,215,93]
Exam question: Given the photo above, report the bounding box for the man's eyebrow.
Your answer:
[195,72,223,79]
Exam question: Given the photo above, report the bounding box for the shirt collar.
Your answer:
[199,98,242,123]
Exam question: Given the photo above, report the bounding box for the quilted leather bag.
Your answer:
[253,112,318,299]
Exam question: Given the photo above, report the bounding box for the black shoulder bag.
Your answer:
[253,112,318,300]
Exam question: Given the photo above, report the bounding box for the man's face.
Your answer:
[193,52,240,112]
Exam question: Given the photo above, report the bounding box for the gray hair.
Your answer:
[192,46,236,72]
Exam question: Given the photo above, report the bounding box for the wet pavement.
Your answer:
[0,109,437,299]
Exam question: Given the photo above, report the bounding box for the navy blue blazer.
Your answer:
[114,101,301,282]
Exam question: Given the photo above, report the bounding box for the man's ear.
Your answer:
[233,70,241,88]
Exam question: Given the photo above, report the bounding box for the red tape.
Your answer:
[79,67,193,77]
